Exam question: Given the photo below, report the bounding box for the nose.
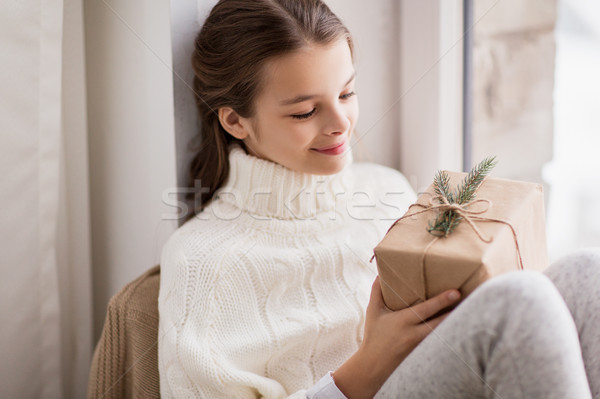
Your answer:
[325,105,351,135]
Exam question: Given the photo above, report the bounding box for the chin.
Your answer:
[309,160,347,175]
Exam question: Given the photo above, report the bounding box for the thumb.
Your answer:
[367,275,387,313]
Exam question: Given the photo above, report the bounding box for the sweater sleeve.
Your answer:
[306,372,348,399]
[158,230,340,399]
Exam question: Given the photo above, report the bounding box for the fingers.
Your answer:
[421,311,449,330]
[406,290,461,324]
[413,312,451,340]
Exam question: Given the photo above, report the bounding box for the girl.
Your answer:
[158,0,600,398]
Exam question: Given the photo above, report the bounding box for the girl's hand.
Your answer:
[332,275,461,399]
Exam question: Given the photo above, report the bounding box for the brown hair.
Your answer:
[186,0,353,221]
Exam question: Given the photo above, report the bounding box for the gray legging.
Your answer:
[375,248,600,399]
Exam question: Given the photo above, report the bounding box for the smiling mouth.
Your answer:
[311,139,348,155]
[313,141,345,151]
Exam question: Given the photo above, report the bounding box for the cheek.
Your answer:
[351,101,359,123]
[287,123,318,145]
[262,119,312,149]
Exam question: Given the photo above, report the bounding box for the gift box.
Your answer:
[372,170,548,311]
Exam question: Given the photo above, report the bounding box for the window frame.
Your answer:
[398,0,465,193]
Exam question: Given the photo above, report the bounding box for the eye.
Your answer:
[291,108,316,120]
[340,91,356,100]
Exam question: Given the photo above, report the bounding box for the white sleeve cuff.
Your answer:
[306,371,348,399]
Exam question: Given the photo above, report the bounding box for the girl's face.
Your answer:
[220,38,358,175]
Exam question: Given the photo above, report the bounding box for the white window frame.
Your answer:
[398,0,464,193]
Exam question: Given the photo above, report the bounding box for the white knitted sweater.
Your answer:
[158,144,417,398]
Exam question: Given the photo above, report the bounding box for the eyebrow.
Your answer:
[279,72,356,106]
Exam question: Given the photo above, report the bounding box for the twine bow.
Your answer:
[370,192,524,299]
[388,195,496,242]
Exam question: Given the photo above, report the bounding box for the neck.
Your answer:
[215,144,354,220]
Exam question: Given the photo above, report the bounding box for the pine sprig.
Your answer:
[428,209,462,237]
[455,156,497,204]
[433,170,453,203]
[429,170,460,236]
[427,156,497,237]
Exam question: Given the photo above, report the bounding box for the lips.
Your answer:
[311,139,348,155]
[312,141,345,151]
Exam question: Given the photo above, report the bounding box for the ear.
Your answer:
[219,107,249,140]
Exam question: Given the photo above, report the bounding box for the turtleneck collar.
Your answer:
[214,143,354,220]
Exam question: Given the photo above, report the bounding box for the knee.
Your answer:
[458,270,572,335]
[543,248,600,314]
[545,247,600,281]
[471,270,562,312]
[478,270,556,298]
[561,247,600,262]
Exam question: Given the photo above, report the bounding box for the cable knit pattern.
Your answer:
[158,143,417,398]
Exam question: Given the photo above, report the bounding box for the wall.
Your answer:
[59,0,94,395]
[325,0,402,170]
[171,0,204,216]
[84,0,178,341]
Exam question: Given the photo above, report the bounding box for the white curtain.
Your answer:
[0,0,92,397]
[1,0,178,394]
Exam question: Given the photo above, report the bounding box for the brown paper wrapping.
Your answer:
[373,171,548,311]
